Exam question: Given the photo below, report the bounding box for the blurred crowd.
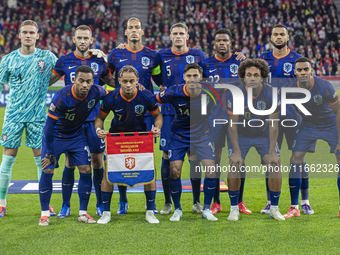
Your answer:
[146,0,340,76]
[0,0,120,58]
[1,0,340,76]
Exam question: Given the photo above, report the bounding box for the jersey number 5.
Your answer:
[166,66,171,76]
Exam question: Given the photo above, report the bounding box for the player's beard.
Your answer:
[76,45,89,53]
[271,40,287,50]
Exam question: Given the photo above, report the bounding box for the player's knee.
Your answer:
[91,155,103,169]
[170,167,180,179]
[290,153,303,164]
[78,165,91,174]
[43,168,54,174]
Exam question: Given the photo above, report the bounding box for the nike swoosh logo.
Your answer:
[207,187,215,190]
[40,190,49,194]
[164,59,171,63]
[103,201,108,203]
[115,109,123,112]
[274,195,280,198]
[179,104,186,106]
[148,200,155,202]
[68,108,76,112]
[164,176,170,180]
[230,195,237,197]
[209,69,217,73]
[100,145,105,149]
[120,59,128,62]
[68,66,77,69]
[171,190,179,194]
[86,192,91,195]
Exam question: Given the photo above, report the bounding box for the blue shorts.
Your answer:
[168,136,215,162]
[160,115,174,151]
[0,121,45,149]
[278,105,303,150]
[144,115,155,131]
[211,122,228,150]
[227,133,279,163]
[292,125,340,155]
[41,136,91,169]
[83,121,105,154]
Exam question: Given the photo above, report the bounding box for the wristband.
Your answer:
[96,127,101,134]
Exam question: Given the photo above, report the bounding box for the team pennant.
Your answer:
[106,132,155,188]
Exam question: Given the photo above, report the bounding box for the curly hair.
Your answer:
[237,59,269,82]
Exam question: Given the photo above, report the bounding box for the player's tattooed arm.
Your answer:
[95,111,108,139]
[101,75,116,88]
[268,111,281,166]
[331,100,340,153]
[151,110,163,138]
[49,71,62,86]
[228,114,243,168]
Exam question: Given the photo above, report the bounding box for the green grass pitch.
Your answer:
[1,104,340,254]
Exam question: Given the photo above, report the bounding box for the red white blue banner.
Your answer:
[106,132,155,188]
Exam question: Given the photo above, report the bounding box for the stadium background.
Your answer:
[1,0,340,254]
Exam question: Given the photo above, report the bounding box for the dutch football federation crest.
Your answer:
[283,63,292,75]
[313,95,323,105]
[257,101,266,110]
[142,57,150,67]
[230,64,239,75]
[88,99,96,109]
[37,60,45,72]
[125,157,135,170]
[91,62,99,73]
[186,55,195,64]
[135,104,144,114]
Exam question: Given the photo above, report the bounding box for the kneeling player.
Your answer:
[156,63,219,221]
[39,66,107,226]
[280,57,340,218]
[95,65,163,224]
[227,59,284,221]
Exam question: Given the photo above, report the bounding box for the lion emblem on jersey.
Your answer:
[91,63,99,73]
[37,60,45,70]
[142,57,150,67]
[230,64,239,74]
[135,104,144,114]
[283,63,292,73]
[313,95,323,105]
[186,55,195,64]
[257,101,266,110]
[88,99,96,109]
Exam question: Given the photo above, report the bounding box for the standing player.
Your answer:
[106,17,162,215]
[226,59,284,221]
[95,65,163,224]
[156,63,219,221]
[157,23,207,215]
[259,24,314,214]
[49,25,115,218]
[0,20,57,218]
[200,28,248,215]
[277,58,340,218]
[39,66,107,226]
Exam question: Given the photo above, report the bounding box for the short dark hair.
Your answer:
[272,24,289,34]
[127,17,143,29]
[238,59,269,80]
[118,65,139,79]
[214,28,232,40]
[75,65,94,79]
[294,57,313,66]
[183,63,203,74]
